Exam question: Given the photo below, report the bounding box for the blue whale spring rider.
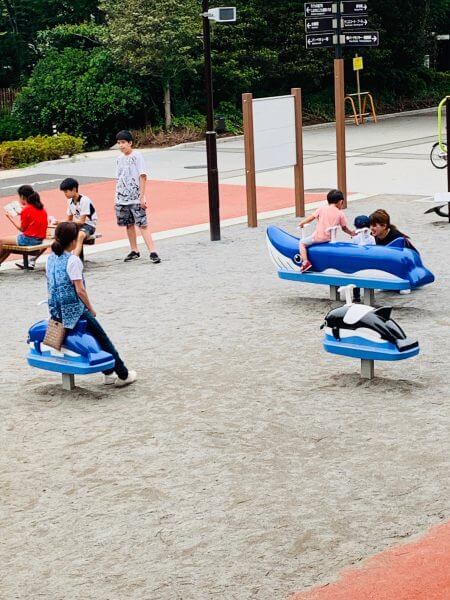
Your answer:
[27,318,115,390]
[266,225,434,303]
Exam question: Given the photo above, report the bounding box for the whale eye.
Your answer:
[293,254,302,264]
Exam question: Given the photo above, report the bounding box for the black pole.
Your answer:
[447,97,450,223]
[202,0,221,241]
[335,0,343,59]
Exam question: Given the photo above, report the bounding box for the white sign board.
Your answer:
[252,95,297,171]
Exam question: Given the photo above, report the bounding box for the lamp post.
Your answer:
[202,0,220,241]
[201,4,236,241]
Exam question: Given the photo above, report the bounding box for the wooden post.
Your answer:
[334,58,347,206]
[291,88,305,218]
[242,93,257,227]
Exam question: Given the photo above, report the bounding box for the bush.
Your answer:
[0,112,23,142]
[0,133,84,169]
[13,48,144,147]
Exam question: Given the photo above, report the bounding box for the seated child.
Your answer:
[352,215,376,246]
[59,177,98,257]
[298,189,355,272]
[351,215,375,302]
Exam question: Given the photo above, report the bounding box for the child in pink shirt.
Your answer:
[297,189,355,272]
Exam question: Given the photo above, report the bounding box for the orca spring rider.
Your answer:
[321,285,419,379]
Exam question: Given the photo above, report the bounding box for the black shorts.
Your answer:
[79,223,96,237]
[115,204,148,228]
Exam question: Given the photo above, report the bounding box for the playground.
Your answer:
[1,193,449,599]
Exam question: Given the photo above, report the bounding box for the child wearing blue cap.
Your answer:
[352,215,375,302]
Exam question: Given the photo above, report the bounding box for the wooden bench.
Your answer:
[0,232,102,270]
[0,240,53,269]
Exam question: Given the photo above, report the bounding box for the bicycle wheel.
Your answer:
[430,142,447,169]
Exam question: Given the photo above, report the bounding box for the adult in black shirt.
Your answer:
[369,209,418,253]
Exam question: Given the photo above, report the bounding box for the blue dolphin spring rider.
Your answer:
[321,285,419,379]
[27,318,115,390]
[266,224,434,304]
[27,221,136,390]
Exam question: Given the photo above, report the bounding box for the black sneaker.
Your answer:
[149,252,161,264]
[124,251,140,262]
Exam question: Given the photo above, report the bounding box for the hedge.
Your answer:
[0,133,84,169]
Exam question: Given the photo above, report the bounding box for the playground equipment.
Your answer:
[266,225,434,305]
[321,285,419,379]
[27,319,114,390]
[430,96,448,170]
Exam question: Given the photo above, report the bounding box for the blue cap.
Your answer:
[354,215,370,229]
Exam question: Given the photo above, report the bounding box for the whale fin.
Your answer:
[373,306,393,321]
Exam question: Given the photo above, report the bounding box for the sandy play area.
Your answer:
[0,194,449,599]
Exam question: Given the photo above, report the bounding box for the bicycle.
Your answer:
[430,141,447,169]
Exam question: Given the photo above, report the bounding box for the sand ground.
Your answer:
[0,194,449,599]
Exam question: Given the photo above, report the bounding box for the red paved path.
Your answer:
[290,522,450,600]
[0,179,326,241]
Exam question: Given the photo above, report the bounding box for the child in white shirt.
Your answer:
[352,215,375,302]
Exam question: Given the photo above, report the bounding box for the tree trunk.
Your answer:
[163,82,172,130]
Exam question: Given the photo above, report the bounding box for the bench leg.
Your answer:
[330,285,339,301]
[0,250,11,265]
[363,288,375,306]
[23,254,29,269]
[62,373,75,390]
[361,359,375,380]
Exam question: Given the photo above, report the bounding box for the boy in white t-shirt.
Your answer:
[59,177,98,257]
[352,215,375,303]
[115,130,160,264]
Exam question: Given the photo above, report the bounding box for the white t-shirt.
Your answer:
[115,150,147,205]
[67,195,97,228]
[46,254,84,281]
[353,228,376,246]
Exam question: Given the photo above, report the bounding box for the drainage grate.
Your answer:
[355,162,386,166]
[184,165,207,169]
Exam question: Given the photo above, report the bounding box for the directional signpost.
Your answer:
[304,0,379,202]
[306,34,336,47]
[341,32,379,46]
[304,2,335,17]
[341,1,368,14]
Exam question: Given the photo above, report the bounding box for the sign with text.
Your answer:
[342,16,369,29]
[341,1,368,15]
[341,32,379,46]
[305,17,334,32]
[304,2,336,17]
[353,56,364,70]
[306,33,336,48]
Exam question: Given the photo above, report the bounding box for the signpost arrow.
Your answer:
[305,17,334,32]
[304,2,336,17]
[341,17,368,29]
[305,33,336,47]
[341,1,368,15]
[340,31,379,46]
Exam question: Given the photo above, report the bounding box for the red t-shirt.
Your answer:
[20,204,48,239]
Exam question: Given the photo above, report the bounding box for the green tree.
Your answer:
[101,0,201,129]
[14,47,143,146]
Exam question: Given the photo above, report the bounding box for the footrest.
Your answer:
[278,270,410,291]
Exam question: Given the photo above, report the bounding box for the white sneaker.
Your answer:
[103,374,117,385]
[115,370,137,387]
[399,289,411,295]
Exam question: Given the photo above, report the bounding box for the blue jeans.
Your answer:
[83,311,129,380]
[17,234,43,246]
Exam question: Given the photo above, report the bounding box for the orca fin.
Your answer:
[373,306,393,321]
[332,327,340,340]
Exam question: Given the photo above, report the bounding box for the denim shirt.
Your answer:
[47,252,85,330]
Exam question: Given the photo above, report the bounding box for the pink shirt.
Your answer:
[313,203,348,242]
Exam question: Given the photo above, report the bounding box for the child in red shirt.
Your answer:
[297,189,355,272]
[1,185,48,268]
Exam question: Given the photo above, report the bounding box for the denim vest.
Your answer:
[47,252,85,330]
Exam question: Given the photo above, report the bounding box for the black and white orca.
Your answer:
[321,304,418,352]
